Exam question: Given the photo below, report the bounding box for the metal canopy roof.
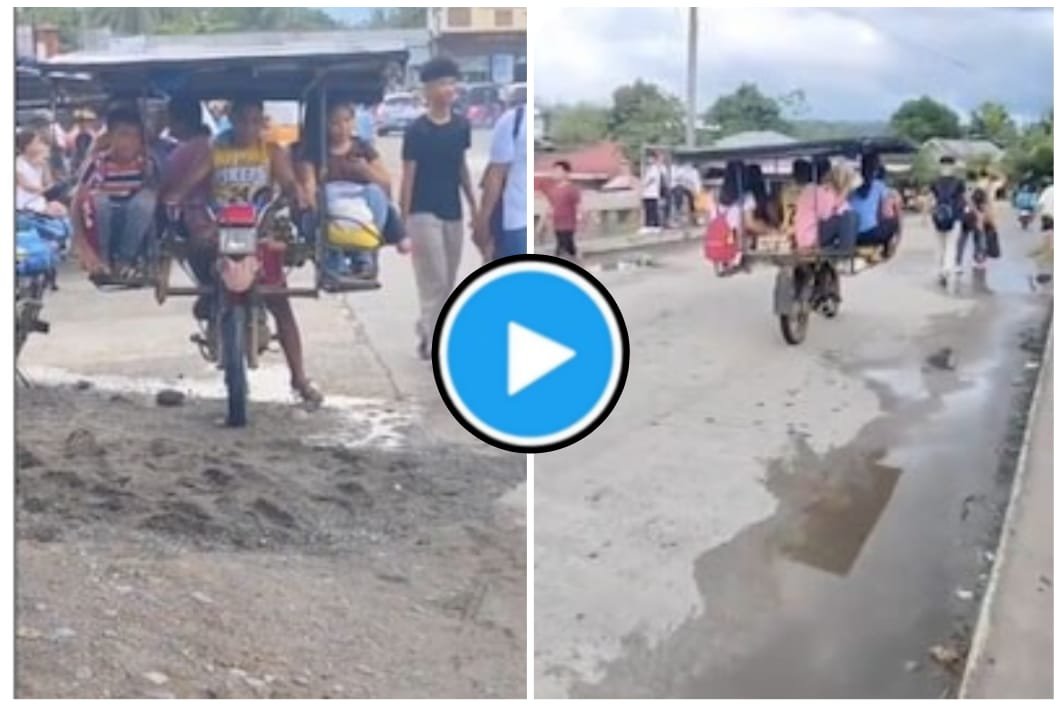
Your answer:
[672,137,916,163]
[42,43,409,103]
[16,62,106,110]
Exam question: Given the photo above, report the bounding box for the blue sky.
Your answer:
[534,7,1053,123]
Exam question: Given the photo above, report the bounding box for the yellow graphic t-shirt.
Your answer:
[211,138,271,205]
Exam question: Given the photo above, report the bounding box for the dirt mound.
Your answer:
[16,385,523,551]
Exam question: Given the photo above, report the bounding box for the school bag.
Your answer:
[489,106,525,238]
[16,230,57,278]
[985,226,1002,259]
[324,181,383,250]
[931,178,961,231]
[703,212,740,265]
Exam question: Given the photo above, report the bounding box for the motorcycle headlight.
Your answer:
[219,228,258,255]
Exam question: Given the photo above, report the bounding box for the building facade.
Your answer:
[428,7,526,84]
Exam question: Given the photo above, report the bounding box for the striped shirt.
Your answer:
[82,153,151,202]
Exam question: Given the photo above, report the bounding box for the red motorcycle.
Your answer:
[160,198,294,427]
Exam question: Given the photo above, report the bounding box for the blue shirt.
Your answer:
[848,179,886,231]
[489,106,527,231]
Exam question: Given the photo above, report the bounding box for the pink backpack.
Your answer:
[703,213,739,265]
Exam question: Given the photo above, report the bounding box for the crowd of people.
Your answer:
[14,55,528,400]
[536,142,1052,291]
[927,158,1020,288]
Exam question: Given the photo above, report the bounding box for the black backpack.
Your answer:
[931,178,961,231]
[489,106,525,238]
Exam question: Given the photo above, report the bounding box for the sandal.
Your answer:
[293,379,324,410]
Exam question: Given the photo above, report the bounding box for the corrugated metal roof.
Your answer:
[712,130,796,149]
[923,138,1004,160]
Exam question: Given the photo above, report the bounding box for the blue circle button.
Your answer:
[433,255,629,452]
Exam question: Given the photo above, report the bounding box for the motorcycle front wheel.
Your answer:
[220,304,249,427]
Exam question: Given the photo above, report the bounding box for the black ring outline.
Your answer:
[431,254,630,454]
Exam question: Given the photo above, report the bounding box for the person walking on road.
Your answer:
[400,56,477,360]
[640,151,663,233]
[475,100,527,262]
[929,156,966,288]
[544,160,583,259]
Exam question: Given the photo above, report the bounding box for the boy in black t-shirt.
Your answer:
[400,56,477,360]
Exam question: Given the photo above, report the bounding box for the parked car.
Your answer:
[457,83,504,129]
[377,92,424,136]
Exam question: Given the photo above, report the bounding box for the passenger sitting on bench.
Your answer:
[71,105,159,281]
[814,163,857,253]
[849,152,897,252]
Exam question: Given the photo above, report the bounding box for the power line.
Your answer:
[831,8,975,74]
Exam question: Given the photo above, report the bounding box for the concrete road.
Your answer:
[534,208,1051,698]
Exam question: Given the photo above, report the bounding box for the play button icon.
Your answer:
[433,255,629,453]
[507,322,575,396]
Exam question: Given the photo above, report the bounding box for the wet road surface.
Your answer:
[534,209,1051,698]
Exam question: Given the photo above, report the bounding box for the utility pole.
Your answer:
[685,7,698,147]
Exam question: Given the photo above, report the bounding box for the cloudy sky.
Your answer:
[534,7,1053,123]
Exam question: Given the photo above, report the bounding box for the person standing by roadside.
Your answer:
[401,56,477,360]
[929,156,966,288]
[640,151,662,233]
[476,98,527,262]
[544,160,582,259]
[659,152,674,227]
[673,161,701,226]
[1038,178,1054,231]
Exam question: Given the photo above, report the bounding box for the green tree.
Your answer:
[204,8,339,32]
[889,96,962,144]
[547,103,609,147]
[703,83,792,137]
[16,8,341,45]
[363,8,428,29]
[607,80,685,162]
[968,101,1017,146]
[1005,112,1053,182]
[88,7,162,36]
[909,146,940,186]
[15,8,82,50]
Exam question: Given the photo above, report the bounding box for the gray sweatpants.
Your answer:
[408,213,464,347]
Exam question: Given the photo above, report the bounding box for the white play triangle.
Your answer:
[507,322,576,396]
